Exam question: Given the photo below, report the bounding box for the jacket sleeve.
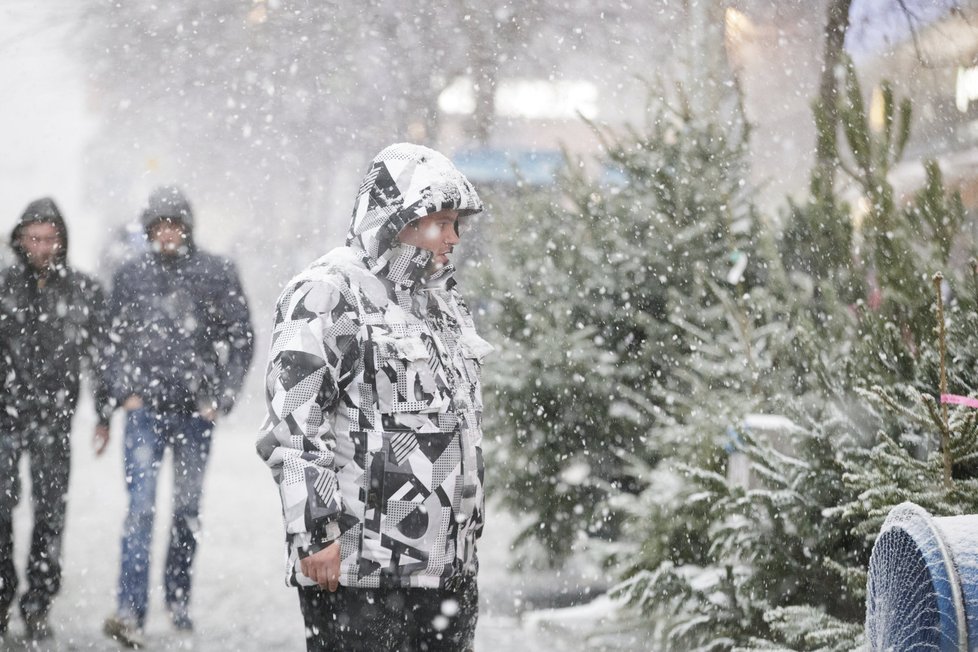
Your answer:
[0,272,12,419]
[207,259,254,414]
[84,277,115,425]
[256,277,360,557]
[106,266,134,403]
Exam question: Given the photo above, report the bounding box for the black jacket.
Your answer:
[0,200,112,427]
[108,248,254,414]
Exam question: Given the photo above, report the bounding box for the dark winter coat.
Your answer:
[108,248,253,415]
[108,190,253,415]
[258,143,492,589]
[0,199,112,428]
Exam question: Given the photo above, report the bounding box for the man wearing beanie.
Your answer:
[0,197,113,641]
[257,144,493,651]
[102,186,253,648]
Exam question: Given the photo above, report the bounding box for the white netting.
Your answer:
[865,502,966,651]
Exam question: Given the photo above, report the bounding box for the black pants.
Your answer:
[0,414,73,628]
[297,575,478,652]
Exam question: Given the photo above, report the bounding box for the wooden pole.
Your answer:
[933,272,952,488]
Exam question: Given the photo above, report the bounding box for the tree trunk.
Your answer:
[687,0,732,112]
[811,0,854,200]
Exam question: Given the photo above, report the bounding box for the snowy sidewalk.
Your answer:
[5,401,638,651]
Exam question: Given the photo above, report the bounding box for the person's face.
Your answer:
[397,209,460,271]
[149,219,188,256]
[19,221,61,271]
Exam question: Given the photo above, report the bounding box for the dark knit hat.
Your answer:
[141,185,194,233]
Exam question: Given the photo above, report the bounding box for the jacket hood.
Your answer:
[345,143,482,280]
[11,197,69,267]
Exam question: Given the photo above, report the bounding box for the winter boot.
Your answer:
[21,605,51,641]
[25,617,51,641]
[103,614,144,649]
[167,602,193,632]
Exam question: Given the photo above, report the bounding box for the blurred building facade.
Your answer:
[69,0,978,297]
[435,1,978,219]
[435,1,832,212]
[857,1,978,209]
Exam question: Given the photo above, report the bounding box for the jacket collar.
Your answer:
[357,242,456,291]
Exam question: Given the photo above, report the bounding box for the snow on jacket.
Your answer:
[0,199,112,426]
[108,229,254,415]
[258,143,493,589]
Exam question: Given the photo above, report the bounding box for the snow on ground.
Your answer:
[5,396,645,651]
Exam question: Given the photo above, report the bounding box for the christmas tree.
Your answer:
[476,88,762,562]
[613,60,978,651]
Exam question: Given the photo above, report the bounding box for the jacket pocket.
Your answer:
[370,328,451,415]
[458,330,493,414]
[359,430,460,577]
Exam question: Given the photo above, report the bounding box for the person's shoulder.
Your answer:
[0,265,21,296]
[283,267,342,299]
[0,264,20,285]
[296,248,364,286]
[190,249,237,274]
[114,251,154,277]
[179,250,241,292]
[109,257,140,292]
[277,248,362,305]
[0,263,35,289]
[64,267,105,294]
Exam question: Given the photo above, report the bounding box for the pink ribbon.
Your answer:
[941,394,978,409]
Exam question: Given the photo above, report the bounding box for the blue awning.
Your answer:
[452,148,565,186]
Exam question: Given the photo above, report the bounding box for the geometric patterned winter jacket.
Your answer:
[257,143,493,589]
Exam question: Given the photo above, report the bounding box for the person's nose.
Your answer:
[445,227,460,246]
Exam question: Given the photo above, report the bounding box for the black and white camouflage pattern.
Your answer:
[258,143,492,589]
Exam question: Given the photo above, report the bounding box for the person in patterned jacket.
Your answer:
[258,143,493,651]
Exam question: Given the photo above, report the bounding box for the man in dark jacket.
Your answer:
[102,186,253,648]
[0,197,113,640]
[258,144,492,651]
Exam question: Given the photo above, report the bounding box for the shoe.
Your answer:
[22,609,51,641]
[167,603,193,632]
[25,619,51,641]
[103,614,144,649]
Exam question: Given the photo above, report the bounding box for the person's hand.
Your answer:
[123,395,143,411]
[197,403,218,423]
[93,424,110,456]
[300,542,341,592]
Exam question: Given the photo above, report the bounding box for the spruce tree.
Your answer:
[612,61,978,651]
[476,89,761,562]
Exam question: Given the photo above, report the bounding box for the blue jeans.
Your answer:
[115,408,213,626]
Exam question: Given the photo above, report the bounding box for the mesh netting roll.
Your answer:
[865,502,978,651]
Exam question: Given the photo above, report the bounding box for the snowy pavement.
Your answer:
[5,399,643,651]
